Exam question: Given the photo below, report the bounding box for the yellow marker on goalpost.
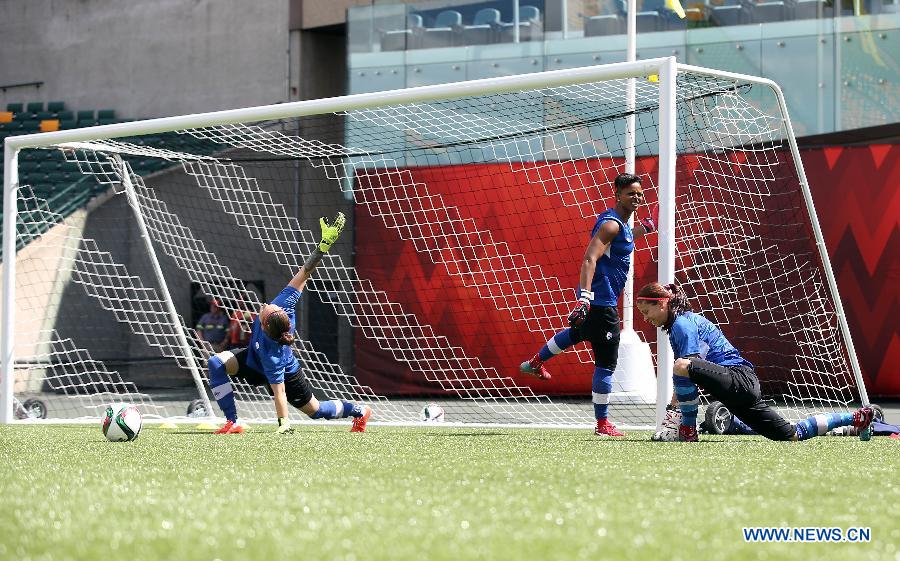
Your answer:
[648,0,686,83]
[666,0,687,19]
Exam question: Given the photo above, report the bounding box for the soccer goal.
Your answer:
[1,58,869,429]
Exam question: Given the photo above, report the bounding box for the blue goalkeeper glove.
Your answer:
[567,289,593,328]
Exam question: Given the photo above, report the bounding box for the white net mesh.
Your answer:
[7,68,864,427]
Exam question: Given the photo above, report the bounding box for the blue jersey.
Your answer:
[668,312,752,367]
[246,286,302,384]
[587,209,634,307]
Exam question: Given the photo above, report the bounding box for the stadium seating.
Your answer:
[0,100,170,258]
[380,14,424,51]
[421,9,462,48]
[462,8,502,45]
[380,5,545,49]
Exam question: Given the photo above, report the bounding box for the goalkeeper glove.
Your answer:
[638,203,658,234]
[276,417,294,434]
[567,289,593,328]
[318,212,346,252]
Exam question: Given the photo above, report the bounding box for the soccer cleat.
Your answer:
[214,420,244,434]
[651,405,682,441]
[677,424,699,442]
[519,355,551,381]
[852,407,875,441]
[594,419,625,437]
[350,405,372,433]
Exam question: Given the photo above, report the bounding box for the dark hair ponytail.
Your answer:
[636,281,692,332]
[665,282,691,323]
[263,310,295,346]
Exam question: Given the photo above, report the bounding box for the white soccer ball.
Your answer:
[420,403,445,423]
[101,403,143,442]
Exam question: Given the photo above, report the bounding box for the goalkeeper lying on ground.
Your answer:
[206,212,372,434]
[635,281,874,442]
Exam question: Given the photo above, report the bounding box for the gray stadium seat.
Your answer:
[463,8,501,45]
[584,14,625,37]
[749,0,787,21]
[422,10,461,49]
[380,14,423,52]
[710,4,743,25]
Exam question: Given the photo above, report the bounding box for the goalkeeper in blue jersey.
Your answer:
[635,281,875,442]
[520,173,656,437]
[207,212,373,435]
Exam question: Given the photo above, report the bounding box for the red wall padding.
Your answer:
[353,145,899,398]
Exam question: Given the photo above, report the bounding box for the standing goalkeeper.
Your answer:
[207,212,372,435]
[520,173,655,437]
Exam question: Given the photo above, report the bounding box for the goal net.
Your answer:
[2,60,867,428]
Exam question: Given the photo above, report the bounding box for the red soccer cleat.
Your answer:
[677,424,699,442]
[851,407,874,430]
[594,419,625,437]
[351,405,372,433]
[214,420,244,434]
[519,355,551,381]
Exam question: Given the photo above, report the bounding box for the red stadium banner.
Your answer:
[354,145,899,398]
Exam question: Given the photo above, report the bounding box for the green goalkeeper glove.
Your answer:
[318,212,346,253]
[276,417,294,434]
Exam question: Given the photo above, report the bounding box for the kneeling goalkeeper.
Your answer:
[207,212,372,434]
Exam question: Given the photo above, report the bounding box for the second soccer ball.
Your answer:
[420,403,445,423]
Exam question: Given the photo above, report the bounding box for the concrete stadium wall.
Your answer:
[0,0,290,119]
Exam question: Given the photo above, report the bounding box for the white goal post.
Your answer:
[1,57,869,428]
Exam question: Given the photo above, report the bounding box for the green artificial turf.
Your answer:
[0,424,896,561]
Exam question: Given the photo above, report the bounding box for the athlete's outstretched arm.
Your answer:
[287,212,346,291]
[568,221,619,327]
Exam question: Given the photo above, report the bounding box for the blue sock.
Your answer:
[310,400,357,420]
[673,375,699,427]
[208,356,237,422]
[794,412,854,441]
[538,329,575,362]
[592,367,613,421]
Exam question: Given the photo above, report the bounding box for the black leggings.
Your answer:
[687,359,796,441]
[569,306,620,370]
[229,347,314,409]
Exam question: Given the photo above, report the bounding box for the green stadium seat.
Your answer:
[57,111,74,121]
[59,119,77,129]
[36,111,55,121]
[47,101,65,113]
[6,103,23,113]
[26,102,44,114]
[48,171,67,183]
[76,110,95,123]
[97,109,116,120]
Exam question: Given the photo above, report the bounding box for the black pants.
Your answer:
[569,305,620,370]
[229,347,314,409]
[687,359,795,441]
